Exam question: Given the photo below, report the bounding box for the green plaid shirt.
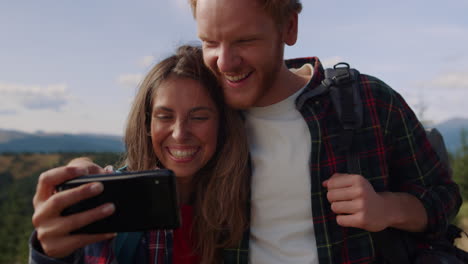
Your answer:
[29,57,462,264]
[222,57,461,264]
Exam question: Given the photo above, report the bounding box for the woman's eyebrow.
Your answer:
[190,106,216,113]
[154,106,173,111]
[153,106,173,113]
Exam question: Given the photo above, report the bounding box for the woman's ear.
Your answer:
[283,12,298,46]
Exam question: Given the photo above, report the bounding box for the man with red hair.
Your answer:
[29,0,462,263]
[190,0,461,263]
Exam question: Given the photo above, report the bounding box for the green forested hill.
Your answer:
[1,148,467,263]
[0,153,122,264]
[0,131,124,153]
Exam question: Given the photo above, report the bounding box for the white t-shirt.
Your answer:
[246,64,318,263]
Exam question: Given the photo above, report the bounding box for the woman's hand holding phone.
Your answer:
[32,160,116,258]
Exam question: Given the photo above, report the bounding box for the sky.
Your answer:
[1,0,467,136]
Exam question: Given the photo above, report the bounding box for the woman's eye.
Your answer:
[155,114,172,120]
[191,116,209,121]
[238,38,255,44]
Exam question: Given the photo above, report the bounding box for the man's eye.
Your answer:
[203,41,218,47]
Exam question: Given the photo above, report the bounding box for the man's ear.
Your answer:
[283,12,298,46]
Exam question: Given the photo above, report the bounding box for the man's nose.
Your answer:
[217,45,241,73]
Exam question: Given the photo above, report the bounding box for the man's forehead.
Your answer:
[196,0,270,41]
[195,0,262,14]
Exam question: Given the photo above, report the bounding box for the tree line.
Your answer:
[0,134,467,263]
[0,152,122,264]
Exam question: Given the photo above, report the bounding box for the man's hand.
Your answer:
[323,173,390,232]
[32,160,116,258]
[323,173,428,233]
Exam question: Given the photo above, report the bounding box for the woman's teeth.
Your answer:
[169,148,197,159]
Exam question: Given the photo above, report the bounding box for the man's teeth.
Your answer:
[170,149,197,158]
[225,72,249,82]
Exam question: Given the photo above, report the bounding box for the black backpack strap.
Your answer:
[426,128,452,175]
[325,63,362,174]
[326,63,411,264]
[371,229,412,264]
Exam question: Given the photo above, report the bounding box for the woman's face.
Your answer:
[150,77,219,182]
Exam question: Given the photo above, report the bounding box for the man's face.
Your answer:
[196,0,288,109]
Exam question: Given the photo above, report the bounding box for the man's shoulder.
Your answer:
[285,57,319,69]
[355,73,412,115]
[358,73,390,88]
[356,72,399,99]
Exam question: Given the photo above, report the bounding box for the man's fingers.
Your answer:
[326,184,365,202]
[324,173,355,189]
[324,173,369,190]
[330,200,363,215]
[336,214,361,228]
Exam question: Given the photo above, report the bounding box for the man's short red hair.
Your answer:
[189,0,302,25]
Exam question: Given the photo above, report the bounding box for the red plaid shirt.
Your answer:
[222,57,462,264]
[30,57,462,264]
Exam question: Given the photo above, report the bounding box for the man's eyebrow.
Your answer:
[198,35,209,41]
[198,34,216,41]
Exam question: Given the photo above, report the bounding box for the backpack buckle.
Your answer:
[333,62,352,86]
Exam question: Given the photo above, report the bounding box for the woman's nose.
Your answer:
[172,119,189,141]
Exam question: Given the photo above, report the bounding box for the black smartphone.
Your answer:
[56,169,180,234]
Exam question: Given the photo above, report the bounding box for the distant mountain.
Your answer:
[1,118,467,153]
[0,129,29,143]
[0,129,124,153]
[433,118,468,153]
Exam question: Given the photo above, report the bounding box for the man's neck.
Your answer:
[270,63,311,104]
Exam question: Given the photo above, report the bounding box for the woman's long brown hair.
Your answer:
[122,45,250,263]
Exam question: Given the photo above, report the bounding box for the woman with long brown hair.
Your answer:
[30,45,250,264]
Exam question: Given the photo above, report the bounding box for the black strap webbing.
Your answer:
[327,63,412,264]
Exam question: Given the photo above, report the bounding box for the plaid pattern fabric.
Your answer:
[29,230,172,264]
[81,230,172,264]
[222,57,461,264]
[81,239,116,264]
[147,230,172,264]
[30,230,121,264]
[30,57,461,264]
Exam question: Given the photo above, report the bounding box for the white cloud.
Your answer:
[431,72,468,89]
[417,71,468,89]
[117,73,144,89]
[139,55,156,68]
[0,108,17,115]
[0,82,71,111]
